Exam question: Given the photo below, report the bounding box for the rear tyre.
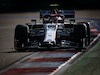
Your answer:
[14,25,29,51]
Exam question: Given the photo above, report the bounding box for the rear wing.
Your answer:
[58,10,75,18]
[40,10,75,18]
[40,10,51,18]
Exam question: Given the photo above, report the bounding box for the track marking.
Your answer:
[23,57,70,63]
[1,67,56,75]
[50,52,82,75]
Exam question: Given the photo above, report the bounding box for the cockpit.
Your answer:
[43,14,65,23]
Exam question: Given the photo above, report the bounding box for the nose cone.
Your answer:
[43,24,57,46]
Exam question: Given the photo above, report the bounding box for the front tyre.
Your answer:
[14,25,29,51]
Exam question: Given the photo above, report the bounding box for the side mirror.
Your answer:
[31,19,36,22]
[31,19,36,24]
[69,19,75,23]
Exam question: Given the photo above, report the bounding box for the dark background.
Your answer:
[0,0,100,12]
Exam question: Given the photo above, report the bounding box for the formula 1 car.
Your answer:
[14,9,90,51]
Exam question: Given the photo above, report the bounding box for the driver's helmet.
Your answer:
[52,17,55,21]
[52,17,58,22]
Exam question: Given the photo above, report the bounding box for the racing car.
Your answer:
[14,9,90,51]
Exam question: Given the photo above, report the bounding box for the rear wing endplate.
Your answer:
[40,10,51,18]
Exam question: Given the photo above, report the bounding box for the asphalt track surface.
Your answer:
[0,10,100,74]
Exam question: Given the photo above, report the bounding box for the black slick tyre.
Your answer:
[14,25,29,51]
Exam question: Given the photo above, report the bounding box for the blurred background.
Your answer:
[0,0,100,12]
